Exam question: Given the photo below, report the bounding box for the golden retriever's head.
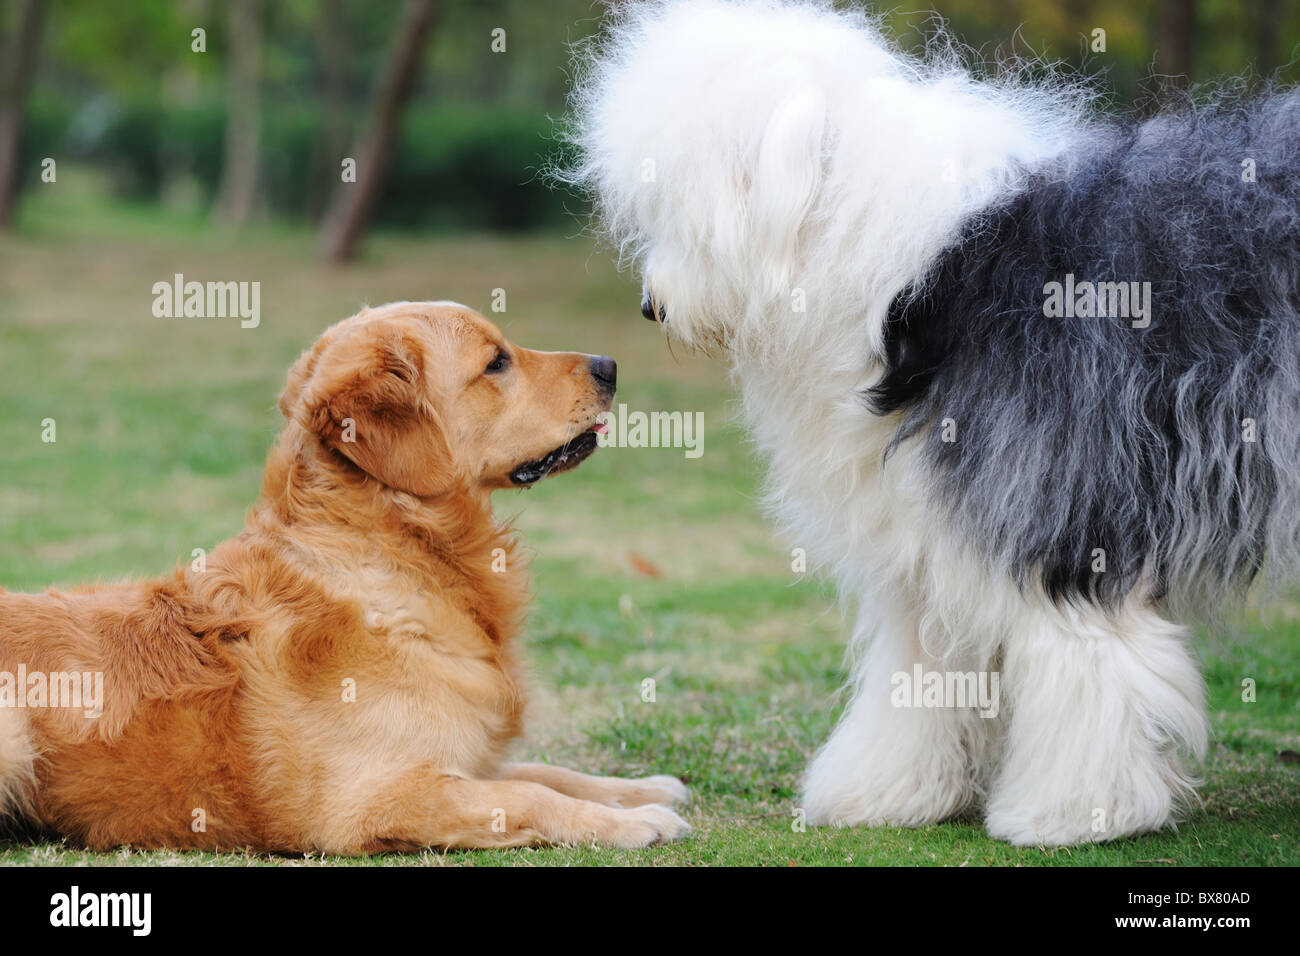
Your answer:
[279,301,616,496]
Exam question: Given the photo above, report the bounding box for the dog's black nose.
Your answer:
[640,293,661,323]
[589,355,617,391]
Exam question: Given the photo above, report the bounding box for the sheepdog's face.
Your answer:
[568,1,1072,360]
[567,1,903,355]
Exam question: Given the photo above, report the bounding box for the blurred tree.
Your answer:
[1256,0,1284,75]
[319,0,439,262]
[1158,0,1197,82]
[0,0,47,228]
[310,0,350,219]
[214,0,260,227]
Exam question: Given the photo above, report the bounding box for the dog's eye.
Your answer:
[485,350,509,374]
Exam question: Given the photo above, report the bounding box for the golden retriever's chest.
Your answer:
[350,563,514,663]
[357,577,440,644]
[242,562,524,801]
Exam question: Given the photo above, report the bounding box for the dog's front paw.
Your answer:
[984,797,1178,847]
[603,803,692,848]
[621,774,691,808]
[984,807,1101,847]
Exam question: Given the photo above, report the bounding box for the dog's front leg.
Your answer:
[501,762,689,808]
[984,599,1207,846]
[802,597,993,828]
[317,767,691,854]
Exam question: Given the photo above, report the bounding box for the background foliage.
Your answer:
[9,0,1300,233]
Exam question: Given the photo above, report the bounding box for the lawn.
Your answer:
[1,175,1296,866]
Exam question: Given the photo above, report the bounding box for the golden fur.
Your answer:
[0,301,689,852]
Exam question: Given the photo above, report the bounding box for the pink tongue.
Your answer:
[593,423,609,435]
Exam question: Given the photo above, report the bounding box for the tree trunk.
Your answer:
[1158,0,1197,86]
[214,0,261,227]
[319,0,439,263]
[309,0,350,220]
[0,0,47,229]
[1255,0,1283,78]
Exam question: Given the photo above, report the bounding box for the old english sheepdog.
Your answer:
[562,0,1300,846]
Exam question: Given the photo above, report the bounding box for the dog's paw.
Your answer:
[619,774,691,808]
[985,809,1095,848]
[603,803,692,848]
[985,803,1174,847]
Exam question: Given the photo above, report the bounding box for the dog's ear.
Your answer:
[751,86,826,291]
[295,326,457,497]
[278,334,330,422]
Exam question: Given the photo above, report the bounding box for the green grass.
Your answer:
[1,177,1297,866]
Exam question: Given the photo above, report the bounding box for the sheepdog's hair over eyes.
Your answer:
[563,0,1300,846]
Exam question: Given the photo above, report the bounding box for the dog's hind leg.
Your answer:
[0,711,37,820]
[984,597,1206,846]
[802,597,995,828]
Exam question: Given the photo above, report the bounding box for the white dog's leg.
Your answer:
[985,599,1207,846]
[802,598,995,827]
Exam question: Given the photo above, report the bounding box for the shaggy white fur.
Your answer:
[565,0,1217,846]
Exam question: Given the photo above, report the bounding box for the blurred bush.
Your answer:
[380,109,572,231]
[21,97,576,232]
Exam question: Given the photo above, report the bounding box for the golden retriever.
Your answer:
[0,301,690,853]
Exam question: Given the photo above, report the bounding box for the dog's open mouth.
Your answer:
[509,426,605,486]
